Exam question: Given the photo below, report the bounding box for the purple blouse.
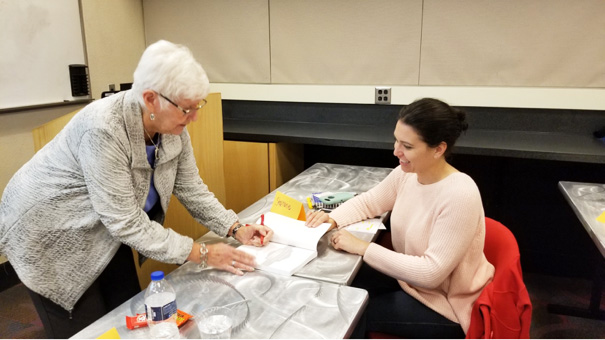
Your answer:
[144,144,160,212]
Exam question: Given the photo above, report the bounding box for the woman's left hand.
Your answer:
[235,223,274,247]
[330,229,370,256]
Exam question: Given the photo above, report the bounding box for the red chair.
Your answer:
[466,218,532,339]
[370,218,532,339]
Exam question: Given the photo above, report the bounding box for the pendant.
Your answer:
[154,147,159,165]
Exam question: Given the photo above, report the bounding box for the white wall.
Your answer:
[81,0,146,99]
[211,83,605,110]
[145,0,605,109]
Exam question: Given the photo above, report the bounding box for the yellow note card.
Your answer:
[97,327,120,339]
[271,191,306,221]
[597,211,605,223]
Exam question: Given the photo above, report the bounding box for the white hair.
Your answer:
[131,40,209,108]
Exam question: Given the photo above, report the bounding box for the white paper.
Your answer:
[343,218,386,234]
[238,212,330,276]
[238,242,317,276]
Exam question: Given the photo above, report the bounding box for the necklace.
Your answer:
[144,127,161,167]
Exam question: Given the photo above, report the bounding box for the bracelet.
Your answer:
[199,242,208,269]
[232,223,243,237]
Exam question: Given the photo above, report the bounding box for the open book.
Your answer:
[238,212,331,276]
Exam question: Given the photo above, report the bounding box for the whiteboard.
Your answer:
[0,0,87,110]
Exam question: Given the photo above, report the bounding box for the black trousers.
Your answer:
[27,243,141,339]
[351,262,466,339]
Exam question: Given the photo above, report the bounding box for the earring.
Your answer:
[150,113,155,121]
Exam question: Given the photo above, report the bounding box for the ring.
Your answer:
[231,260,236,267]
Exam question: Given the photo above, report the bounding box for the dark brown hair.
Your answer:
[398,98,468,157]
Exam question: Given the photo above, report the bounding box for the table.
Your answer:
[235,162,392,285]
[72,264,368,339]
[72,163,392,338]
[547,181,605,320]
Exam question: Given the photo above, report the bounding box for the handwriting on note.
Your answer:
[271,191,306,221]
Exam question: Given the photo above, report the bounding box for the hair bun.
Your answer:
[454,108,469,132]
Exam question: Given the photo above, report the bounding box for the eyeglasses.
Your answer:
[159,93,207,115]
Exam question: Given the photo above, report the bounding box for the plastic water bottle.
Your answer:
[145,271,179,339]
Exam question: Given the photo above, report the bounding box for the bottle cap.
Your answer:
[150,271,165,281]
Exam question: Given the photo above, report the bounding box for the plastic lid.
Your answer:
[150,271,165,281]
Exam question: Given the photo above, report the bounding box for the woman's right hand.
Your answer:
[206,243,256,276]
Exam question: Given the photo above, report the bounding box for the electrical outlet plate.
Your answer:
[375,87,391,104]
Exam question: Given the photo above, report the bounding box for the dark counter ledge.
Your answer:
[222,100,605,164]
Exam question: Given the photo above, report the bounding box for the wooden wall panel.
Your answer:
[223,141,270,214]
[223,141,304,213]
[32,110,78,152]
[269,143,304,191]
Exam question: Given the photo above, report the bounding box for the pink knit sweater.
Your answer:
[330,167,494,333]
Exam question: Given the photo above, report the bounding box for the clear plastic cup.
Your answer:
[197,306,233,339]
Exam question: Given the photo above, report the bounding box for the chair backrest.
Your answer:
[483,217,521,279]
[467,217,532,339]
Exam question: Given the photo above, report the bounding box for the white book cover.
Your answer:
[238,212,331,276]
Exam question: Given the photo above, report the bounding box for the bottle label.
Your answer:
[145,300,177,322]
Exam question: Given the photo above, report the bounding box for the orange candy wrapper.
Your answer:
[175,310,193,327]
[126,309,193,330]
[125,313,147,330]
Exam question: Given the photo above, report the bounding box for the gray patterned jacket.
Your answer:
[0,90,238,311]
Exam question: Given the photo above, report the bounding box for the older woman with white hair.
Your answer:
[0,40,272,338]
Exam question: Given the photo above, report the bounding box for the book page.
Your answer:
[237,212,330,276]
[238,242,317,276]
[259,212,330,250]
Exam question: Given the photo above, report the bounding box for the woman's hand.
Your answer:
[305,210,337,229]
[234,223,274,247]
[330,229,370,256]
[206,243,256,276]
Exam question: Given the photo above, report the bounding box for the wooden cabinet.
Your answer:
[224,141,303,213]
